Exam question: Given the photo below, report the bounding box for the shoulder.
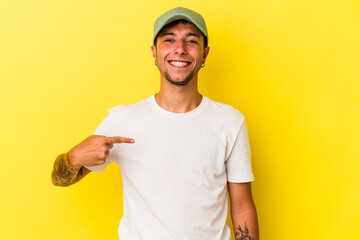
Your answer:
[205,96,245,123]
[106,95,153,117]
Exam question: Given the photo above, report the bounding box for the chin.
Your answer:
[170,80,190,86]
[164,72,194,86]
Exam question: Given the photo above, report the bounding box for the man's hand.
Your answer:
[68,135,135,168]
[51,135,135,187]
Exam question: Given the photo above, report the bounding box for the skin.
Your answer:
[51,153,90,187]
[51,21,259,239]
[151,22,210,113]
[228,182,259,240]
[51,135,134,186]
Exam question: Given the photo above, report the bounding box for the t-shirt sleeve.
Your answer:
[226,118,254,183]
[83,110,114,172]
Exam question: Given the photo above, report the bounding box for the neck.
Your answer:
[155,75,202,113]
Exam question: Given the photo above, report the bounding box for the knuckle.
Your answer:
[91,134,101,141]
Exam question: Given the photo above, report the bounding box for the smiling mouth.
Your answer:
[168,60,191,67]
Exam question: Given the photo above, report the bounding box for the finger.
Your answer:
[106,136,135,144]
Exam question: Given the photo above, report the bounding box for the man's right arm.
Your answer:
[51,153,92,187]
[51,135,135,187]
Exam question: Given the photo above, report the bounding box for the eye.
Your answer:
[187,40,198,44]
[164,39,174,43]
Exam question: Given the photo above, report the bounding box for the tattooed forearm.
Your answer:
[51,153,83,187]
[235,222,254,240]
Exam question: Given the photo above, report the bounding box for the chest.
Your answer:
[109,117,229,176]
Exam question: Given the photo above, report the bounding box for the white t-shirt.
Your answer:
[85,94,254,240]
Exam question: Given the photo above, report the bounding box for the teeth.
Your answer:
[169,61,189,67]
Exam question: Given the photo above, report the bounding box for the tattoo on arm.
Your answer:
[235,222,254,240]
[52,153,83,186]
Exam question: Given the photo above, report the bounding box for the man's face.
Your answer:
[151,22,210,86]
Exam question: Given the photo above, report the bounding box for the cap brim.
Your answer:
[153,14,207,45]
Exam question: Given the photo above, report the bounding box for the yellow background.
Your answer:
[1,0,359,239]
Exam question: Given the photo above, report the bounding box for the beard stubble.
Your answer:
[163,70,195,86]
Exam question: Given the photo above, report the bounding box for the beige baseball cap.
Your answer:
[153,7,208,46]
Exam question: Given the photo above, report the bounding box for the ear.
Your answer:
[203,46,210,63]
[151,45,157,62]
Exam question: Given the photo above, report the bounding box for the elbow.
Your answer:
[51,171,58,186]
[52,178,63,187]
[52,179,70,187]
[52,178,57,186]
[51,171,70,187]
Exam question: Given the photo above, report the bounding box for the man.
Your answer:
[52,7,259,240]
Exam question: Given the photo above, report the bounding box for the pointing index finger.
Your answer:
[106,136,135,144]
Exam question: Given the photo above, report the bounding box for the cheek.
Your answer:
[157,48,165,56]
[192,52,203,63]
[157,49,170,62]
[191,47,204,58]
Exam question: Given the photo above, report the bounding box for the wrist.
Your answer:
[67,151,82,170]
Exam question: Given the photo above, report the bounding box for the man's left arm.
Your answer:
[228,182,259,240]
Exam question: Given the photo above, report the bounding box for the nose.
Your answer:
[174,40,187,55]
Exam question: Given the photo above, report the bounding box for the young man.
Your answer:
[52,7,259,240]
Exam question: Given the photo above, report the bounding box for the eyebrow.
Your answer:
[162,32,200,38]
